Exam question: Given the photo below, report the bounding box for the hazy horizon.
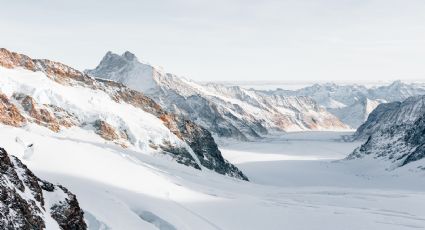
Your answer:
[2,0,425,82]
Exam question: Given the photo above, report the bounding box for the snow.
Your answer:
[0,66,192,159]
[1,122,424,229]
[87,51,158,92]
[1,61,424,229]
[266,81,425,128]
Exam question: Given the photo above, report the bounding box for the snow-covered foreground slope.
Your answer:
[86,52,348,140]
[3,126,424,230]
[266,81,425,128]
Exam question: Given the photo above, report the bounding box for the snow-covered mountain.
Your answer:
[267,82,425,128]
[86,52,348,140]
[347,95,425,170]
[0,48,247,180]
[353,95,425,140]
[0,147,86,229]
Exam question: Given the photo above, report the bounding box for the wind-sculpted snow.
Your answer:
[348,95,425,170]
[0,147,87,229]
[86,51,348,140]
[0,48,247,180]
[266,81,425,128]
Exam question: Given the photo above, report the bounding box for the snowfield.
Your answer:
[2,125,424,230]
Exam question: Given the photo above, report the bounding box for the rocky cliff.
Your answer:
[0,147,86,229]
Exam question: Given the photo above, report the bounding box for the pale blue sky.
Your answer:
[1,0,425,82]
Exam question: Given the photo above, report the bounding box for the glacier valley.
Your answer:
[2,125,425,230]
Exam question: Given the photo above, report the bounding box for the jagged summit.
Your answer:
[86,50,158,92]
[122,51,137,61]
[103,50,138,61]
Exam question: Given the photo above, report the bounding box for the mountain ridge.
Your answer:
[86,51,348,140]
[266,81,425,128]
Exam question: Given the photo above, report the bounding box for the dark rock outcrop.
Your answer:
[0,147,87,229]
[348,96,425,170]
[353,95,425,140]
[177,119,249,180]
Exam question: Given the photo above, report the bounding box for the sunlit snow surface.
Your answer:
[2,126,425,230]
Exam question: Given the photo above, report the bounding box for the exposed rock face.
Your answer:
[152,90,263,141]
[49,185,87,230]
[353,95,425,140]
[14,93,61,132]
[0,93,26,127]
[348,96,425,170]
[159,140,201,170]
[104,80,248,180]
[86,51,348,141]
[177,119,249,180]
[94,120,119,141]
[0,48,93,88]
[0,48,248,180]
[0,147,87,229]
[403,115,425,165]
[0,92,79,133]
[47,105,79,128]
[0,48,36,70]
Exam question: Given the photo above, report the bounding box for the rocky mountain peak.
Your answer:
[122,51,137,61]
[98,51,138,67]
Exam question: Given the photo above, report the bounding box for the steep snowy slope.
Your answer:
[348,95,425,170]
[268,82,425,128]
[0,147,86,229]
[0,48,247,180]
[86,52,347,140]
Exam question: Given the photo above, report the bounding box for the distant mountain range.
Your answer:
[263,81,425,128]
[86,51,348,141]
